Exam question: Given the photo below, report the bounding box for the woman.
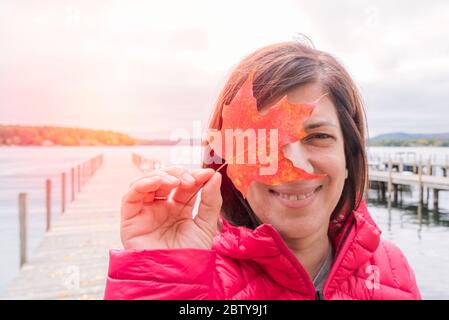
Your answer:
[104,41,421,300]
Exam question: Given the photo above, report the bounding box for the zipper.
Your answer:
[315,290,324,300]
[267,227,317,299]
[321,217,357,296]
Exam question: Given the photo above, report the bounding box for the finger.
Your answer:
[143,173,183,203]
[132,175,179,201]
[195,172,222,228]
[142,193,155,204]
[121,175,180,220]
[153,170,196,198]
[171,168,215,206]
[130,166,196,189]
[163,166,196,187]
[123,176,164,203]
[128,170,168,188]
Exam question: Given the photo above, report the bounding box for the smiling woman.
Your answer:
[104,41,421,300]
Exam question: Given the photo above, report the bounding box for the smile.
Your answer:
[269,185,322,209]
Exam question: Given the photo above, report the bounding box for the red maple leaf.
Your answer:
[209,72,327,198]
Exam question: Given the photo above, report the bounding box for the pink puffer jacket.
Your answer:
[104,199,421,300]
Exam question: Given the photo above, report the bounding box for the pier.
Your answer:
[367,153,449,208]
[2,152,143,299]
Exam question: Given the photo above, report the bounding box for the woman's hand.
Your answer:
[120,166,222,250]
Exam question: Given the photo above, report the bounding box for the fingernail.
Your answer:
[181,172,195,184]
[164,176,179,184]
[201,168,215,175]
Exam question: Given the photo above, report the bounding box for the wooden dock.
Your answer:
[1,152,142,300]
[368,157,449,208]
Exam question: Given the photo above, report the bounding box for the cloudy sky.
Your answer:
[1,0,448,139]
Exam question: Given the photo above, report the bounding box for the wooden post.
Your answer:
[393,184,398,203]
[19,193,27,268]
[427,158,432,176]
[77,165,81,192]
[418,160,423,204]
[381,182,386,201]
[61,172,66,214]
[81,163,84,186]
[71,168,75,201]
[433,189,439,209]
[46,179,51,232]
[387,158,393,208]
[417,201,423,239]
[387,159,393,202]
[444,155,448,177]
[399,158,403,173]
[376,181,380,200]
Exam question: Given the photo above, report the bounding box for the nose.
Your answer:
[282,141,314,174]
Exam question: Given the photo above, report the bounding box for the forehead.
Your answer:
[286,83,340,129]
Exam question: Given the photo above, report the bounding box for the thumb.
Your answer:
[195,172,222,230]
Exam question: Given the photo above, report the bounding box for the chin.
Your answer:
[268,215,323,239]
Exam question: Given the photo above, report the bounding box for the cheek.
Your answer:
[246,183,270,219]
[311,144,346,181]
[311,148,346,204]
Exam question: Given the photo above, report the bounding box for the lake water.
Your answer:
[0,146,448,299]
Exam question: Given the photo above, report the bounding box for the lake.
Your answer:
[0,145,448,299]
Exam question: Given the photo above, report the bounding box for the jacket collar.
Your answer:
[212,199,382,297]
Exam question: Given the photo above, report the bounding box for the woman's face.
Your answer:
[246,82,346,240]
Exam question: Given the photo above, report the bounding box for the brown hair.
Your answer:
[203,40,368,235]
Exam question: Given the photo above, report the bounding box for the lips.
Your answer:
[268,185,322,209]
[270,188,318,200]
[269,185,322,196]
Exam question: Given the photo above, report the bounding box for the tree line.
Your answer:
[0,125,136,146]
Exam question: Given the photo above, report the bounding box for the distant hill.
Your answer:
[369,132,449,147]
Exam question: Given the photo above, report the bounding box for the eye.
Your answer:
[307,133,333,140]
[301,133,335,146]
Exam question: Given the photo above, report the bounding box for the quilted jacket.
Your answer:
[104,199,421,300]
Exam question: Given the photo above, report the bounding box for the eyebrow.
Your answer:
[304,121,338,130]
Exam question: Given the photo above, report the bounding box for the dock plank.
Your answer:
[369,170,449,190]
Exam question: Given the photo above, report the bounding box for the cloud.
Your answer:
[0,0,448,138]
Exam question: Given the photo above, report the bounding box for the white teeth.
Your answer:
[274,188,317,201]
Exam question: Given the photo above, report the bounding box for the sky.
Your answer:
[1,0,448,139]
